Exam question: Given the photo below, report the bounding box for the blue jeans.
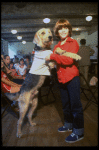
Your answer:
[59,76,84,135]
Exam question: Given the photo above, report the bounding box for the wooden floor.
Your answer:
[1,83,98,147]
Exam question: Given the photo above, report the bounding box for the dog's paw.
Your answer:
[16,131,22,138]
[54,47,64,55]
[48,62,56,68]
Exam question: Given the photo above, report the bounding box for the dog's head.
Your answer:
[33,28,53,49]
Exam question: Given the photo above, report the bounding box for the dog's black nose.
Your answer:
[48,36,52,41]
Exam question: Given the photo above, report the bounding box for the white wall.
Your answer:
[8,42,35,54]
[8,43,17,58]
[1,39,8,55]
[87,31,98,59]
[8,41,57,58]
[72,31,98,59]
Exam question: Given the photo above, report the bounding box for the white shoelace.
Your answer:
[71,133,75,137]
[71,133,78,139]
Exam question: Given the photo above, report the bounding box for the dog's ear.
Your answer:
[33,31,40,45]
[33,31,43,48]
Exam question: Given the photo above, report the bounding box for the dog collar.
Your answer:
[34,44,43,51]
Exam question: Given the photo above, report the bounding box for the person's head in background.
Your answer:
[1,56,9,73]
[19,58,24,66]
[80,39,86,46]
[13,56,19,64]
[9,61,14,69]
[24,55,30,63]
[4,55,10,66]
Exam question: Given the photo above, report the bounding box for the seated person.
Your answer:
[1,58,22,110]
[17,58,27,76]
[3,55,17,79]
[3,55,25,83]
[13,57,19,73]
[9,61,25,84]
[4,55,10,67]
[4,55,11,74]
[9,61,17,76]
[1,58,21,94]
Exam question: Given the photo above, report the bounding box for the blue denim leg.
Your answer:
[64,122,73,129]
[59,76,84,132]
[73,128,84,136]
[67,76,84,130]
[59,82,73,124]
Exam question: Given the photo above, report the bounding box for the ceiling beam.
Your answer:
[1,17,97,26]
[1,14,98,20]
[2,31,82,43]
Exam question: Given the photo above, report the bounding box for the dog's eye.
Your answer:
[41,32,45,35]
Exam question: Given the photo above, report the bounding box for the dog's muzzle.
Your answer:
[48,36,53,41]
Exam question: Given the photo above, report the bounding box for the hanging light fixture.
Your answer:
[76,28,79,31]
[17,36,22,40]
[43,18,50,24]
[11,29,17,34]
[22,41,26,44]
[86,16,92,21]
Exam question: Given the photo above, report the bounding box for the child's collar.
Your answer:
[59,37,74,45]
[66,37,74,42]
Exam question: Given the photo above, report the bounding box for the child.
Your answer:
[13,57,19,73]
[45,19,84,143]
[9,61,25,84]
[9,61,17,76]
[17,58,27,76]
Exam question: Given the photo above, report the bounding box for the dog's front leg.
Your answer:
[28,94,38,126]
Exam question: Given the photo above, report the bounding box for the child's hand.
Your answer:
[54,47,64,55]
[45,54,51,61]
[55,47,62,51]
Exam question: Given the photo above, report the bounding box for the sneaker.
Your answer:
[58,126,72,132]
[65,133,84,143]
